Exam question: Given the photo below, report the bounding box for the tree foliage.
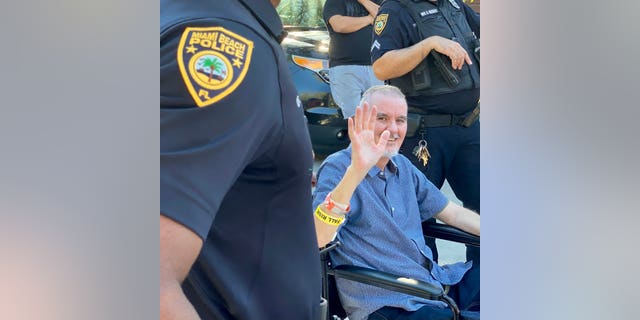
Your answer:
[277,0,326,28]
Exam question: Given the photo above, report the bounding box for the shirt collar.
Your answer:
[366,157,400,178]
[387,158,399,174]
[344,146,400,178]
[237,0,287,43]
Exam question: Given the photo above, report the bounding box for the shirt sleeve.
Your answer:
[323,0,344,27]
[312,153,349,210]
[312,152,354,233]
[411,164,449,221]
[370,1,417,63]
[160,19,282,239]
[462,2,480,37]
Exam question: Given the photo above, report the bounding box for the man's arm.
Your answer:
[314,164,366,247]
[327,15,373,33]
[358,0,380,17]
[160,215,203,320]
[372,35,473,80]
[435,202,480,236]
[314,103,391,247]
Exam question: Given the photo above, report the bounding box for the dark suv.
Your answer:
[278,0,350,155]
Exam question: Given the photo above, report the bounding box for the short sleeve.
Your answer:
[462,2,480,37]
[323,0,344,26]
[411,164,449,221]
[312,153,349,210]
[370,1,416,62]
[160,19,283,239]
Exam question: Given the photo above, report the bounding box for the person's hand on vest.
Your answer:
[423,35,472,70]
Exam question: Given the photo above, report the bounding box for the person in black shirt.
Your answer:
[160,0,321,319]
[323,0,384,118]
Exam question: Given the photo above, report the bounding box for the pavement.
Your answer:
[433,180,467,265]
[313,156,466,266]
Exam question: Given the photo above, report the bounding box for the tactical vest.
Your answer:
[387,0,480,97]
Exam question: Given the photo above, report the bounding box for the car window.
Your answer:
[277,0,327,29]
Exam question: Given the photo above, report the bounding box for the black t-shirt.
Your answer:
[323,0,381,67]
[160,0,320,318]
[371,0,479,114]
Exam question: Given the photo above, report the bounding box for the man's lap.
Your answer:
[367,263,479,320]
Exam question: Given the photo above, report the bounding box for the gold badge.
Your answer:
[177,27,254,107]
[374,14,388,36]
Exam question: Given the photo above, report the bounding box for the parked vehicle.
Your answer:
[278,0,349,155]
[277,0,479,155]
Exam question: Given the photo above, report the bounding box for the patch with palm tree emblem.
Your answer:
[374,14,388,35]
[177,27,254,107]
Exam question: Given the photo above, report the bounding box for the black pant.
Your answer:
[400,120,480,265]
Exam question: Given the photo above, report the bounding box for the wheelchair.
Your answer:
[319,220,480,320]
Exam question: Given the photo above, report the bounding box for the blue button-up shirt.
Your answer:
[313,148,472,320]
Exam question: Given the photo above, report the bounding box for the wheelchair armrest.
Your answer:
[330,265,444,300]
[423,222,480,247]
[319,240,341,256]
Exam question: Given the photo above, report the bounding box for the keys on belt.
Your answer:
[410,105,480,167]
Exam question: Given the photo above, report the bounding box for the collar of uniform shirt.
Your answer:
[237,0,287,43]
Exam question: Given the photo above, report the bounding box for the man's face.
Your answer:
[271,0,281,7]
[371,93,408,158]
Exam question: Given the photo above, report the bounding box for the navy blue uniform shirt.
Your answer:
[371,0,479,115]
[160,0,321,319]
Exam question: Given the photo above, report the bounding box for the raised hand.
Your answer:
[347,102,391,174]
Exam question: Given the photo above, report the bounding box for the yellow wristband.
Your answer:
[315,206,345,226]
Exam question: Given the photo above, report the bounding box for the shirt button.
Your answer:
[391,207,395,211]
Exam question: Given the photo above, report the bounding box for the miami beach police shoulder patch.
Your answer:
[374,14,388,36]
[177,27,254,107]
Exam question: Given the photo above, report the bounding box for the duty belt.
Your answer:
[409,105,480,128]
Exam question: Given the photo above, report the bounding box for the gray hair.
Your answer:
[359,84,405,107]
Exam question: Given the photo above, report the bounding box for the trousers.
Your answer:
[329,64,383,118]
[368,259,480,320]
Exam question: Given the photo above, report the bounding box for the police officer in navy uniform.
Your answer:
[371,0,480,270]
[160,0,321,319]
